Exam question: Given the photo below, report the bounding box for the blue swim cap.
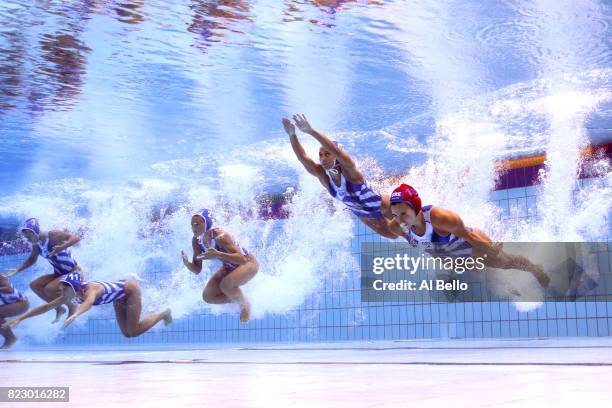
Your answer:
[60,272,83,293]
[194,209,213,232]
[21,218,40,235]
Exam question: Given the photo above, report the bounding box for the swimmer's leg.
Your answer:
[0,299,29,349]
[113,298,130,337]
[472,228,550,288]
[31,274,66,323]
[0,318,16,349]
[119,279,171,338]
[219,257,259,323]
[202,268,232,304]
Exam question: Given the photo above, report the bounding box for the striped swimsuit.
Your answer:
[326,172,383,218]
[76,281,127,305]
[405,205,473,257]
[198,230,249,276]
[0,285,26,305]
[38,235,78,276]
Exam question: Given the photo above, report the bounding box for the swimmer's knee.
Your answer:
[124,330,137,338]
[30,281,42,292]
[117,326,130,337]
[219,277,236,295]
[202,285,221,303]
[124,280,140,295]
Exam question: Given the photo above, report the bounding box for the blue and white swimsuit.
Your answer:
[0,285,26,305]
[76,280,127,305]
[326,172,383,218]
[405,205,473,257]
[37,235,79,276]
[198,230,249,276]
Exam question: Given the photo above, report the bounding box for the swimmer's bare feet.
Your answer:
[162,309,173,325]
[1,335,17,349]
[532,264,550,288]
[239,302,251,324]
[51,306,66,324]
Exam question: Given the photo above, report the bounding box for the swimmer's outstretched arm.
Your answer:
[3,295,65,328]
[47,230,81,257]
[10,245,40,276]
[63,290,98,328]
[292,114,363,183]
[429,207,501,257]
[283,117,326,179]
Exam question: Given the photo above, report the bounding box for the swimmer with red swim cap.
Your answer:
[282,114,402,239]
[389,183,550,288]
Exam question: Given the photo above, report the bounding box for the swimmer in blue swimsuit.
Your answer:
[282,114,402,239]
[182,209,258,323]
[7,218,83,323]
[389,183,550,287]
[0,274,29,348]
[4,273,172,338]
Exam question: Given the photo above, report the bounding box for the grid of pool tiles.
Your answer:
[1,180,610,346]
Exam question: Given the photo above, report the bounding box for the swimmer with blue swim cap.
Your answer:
[181,208,258,323]
[282,114,403,239]
[389,183,550,288]
[3,272,172,338]
[6,217,84,324]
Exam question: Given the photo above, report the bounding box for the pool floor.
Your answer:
[2,338,611,407]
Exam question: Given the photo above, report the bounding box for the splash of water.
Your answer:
[0,140,358,342]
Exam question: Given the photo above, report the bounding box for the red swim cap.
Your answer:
[390,183,422,215]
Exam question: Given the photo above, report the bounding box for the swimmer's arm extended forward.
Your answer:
[292,114,363,183]
[63,290,98,328]
[429,207,501,257]
[283,117,326,178]
[10,245,40,276]
[3,295,65,328]
[47,230,81,257]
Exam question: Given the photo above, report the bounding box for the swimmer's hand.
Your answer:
[47,245,63,257]
[293,113,314,134]
[63,314,77,328]
[5,269,18,277]
[196,248,219,260]
[282,118,296,136]
[181,250,193,269]
[2,318,20,329]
